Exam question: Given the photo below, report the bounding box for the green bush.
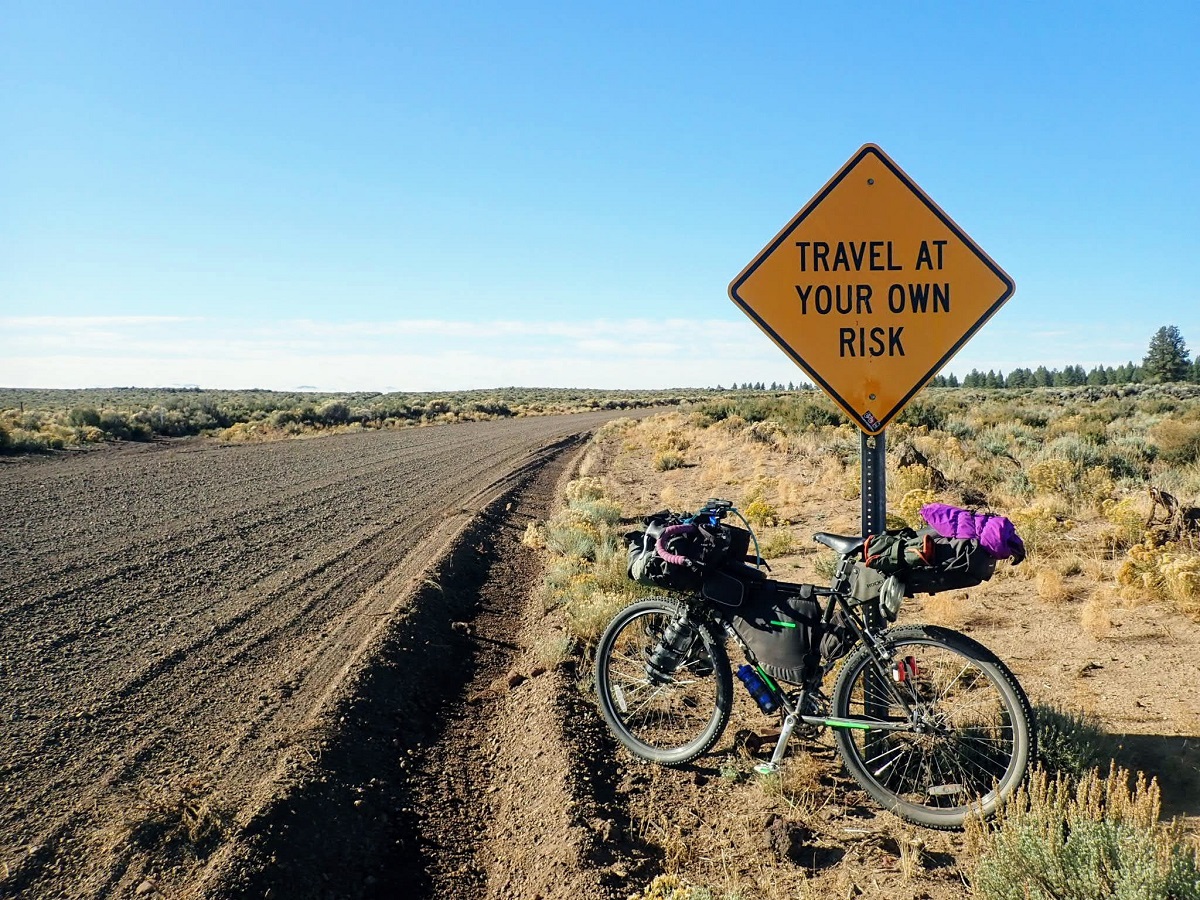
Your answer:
[653,450,685,471]
[969,765,1200,900]
[898,401,947,430]
[67,406,101,428]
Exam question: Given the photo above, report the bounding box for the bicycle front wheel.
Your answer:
[594,598,732,766]
[831,624,1033,828]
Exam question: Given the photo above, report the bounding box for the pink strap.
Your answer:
[656,523,697,566]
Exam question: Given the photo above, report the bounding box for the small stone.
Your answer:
[135,880,155,895]
[506,671,526,689]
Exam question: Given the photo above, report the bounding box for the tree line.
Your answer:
[931,325,1198,389]
[718,326,1199,392]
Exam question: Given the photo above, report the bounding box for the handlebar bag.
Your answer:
[625,511,752,592]
[626,527,702,592]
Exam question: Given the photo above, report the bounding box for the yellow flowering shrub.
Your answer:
[893,463,937,495]
[1010,504,1073,558]
[897,489,937,529]
[1028,458,1078,496]
[1121,538,1200,616]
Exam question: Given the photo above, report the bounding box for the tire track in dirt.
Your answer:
[0,413,637,899]
[198,432,656,900]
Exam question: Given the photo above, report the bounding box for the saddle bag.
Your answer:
[901,535,996,596]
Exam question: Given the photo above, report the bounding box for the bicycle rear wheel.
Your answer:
[831,624,1033,828]
[594,598,732,766]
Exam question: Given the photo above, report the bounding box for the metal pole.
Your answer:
[860,429,887,537]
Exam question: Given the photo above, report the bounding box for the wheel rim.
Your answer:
[840,639,1021,813]
[601,608,722,755]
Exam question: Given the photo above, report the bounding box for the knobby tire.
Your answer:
[594,598,733,766]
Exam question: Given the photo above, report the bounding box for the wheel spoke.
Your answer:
[596,602,730,765]
[832,630,1030,824]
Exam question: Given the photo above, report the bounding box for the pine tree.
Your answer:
[1142,325,1191,383]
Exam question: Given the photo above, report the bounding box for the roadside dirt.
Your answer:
[594,416,1200,898]
[0,414,638,899]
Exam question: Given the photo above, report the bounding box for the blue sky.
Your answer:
[3,1,1198,390]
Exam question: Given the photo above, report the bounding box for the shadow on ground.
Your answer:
[1112,733,1200,818]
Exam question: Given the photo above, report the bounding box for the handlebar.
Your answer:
[653,499,766,571]
[655,522,697,565]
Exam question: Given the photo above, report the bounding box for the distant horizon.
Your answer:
[2,313,1189,395]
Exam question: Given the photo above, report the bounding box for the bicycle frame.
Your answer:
[701,549,924,774]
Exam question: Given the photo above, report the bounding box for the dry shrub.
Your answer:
[1035,567,1073,604]
[967,764,1200,900]
[1117,538,1200,615]
[1010,503,1074,559]
[565,589,628,646]
[716,414,747,433]
[892,463,937,495]
[1034,704,1112,777]
[1080,590,1114,639]
[1027,457,1078,496]
[743,498,778,527]
[744,420,787,447]
[653,450,686,471]
[1100,497,1145,553]
[839,469,861,500]
[758,528,796,559]
[565,476,607,503]
[520,521,546,550]
[1056,555,1084,577]
[1160,553,1200,616]
[1149,418,1200,465]
[649,428,691,453]
[921,591,968,627]
[627,874,706,900]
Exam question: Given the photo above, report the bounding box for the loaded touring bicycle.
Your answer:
[594,499,1033,828]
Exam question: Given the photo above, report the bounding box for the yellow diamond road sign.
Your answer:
[729,144,1015,434]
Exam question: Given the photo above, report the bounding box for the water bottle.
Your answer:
[736,664,778,714]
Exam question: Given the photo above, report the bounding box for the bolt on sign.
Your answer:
[728,144,1014,434]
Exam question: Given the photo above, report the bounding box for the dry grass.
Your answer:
[1080,589,1115,639]
[1034,567,1073,604]
[920,591,969,627]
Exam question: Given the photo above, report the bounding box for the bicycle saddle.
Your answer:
[813,532,866,556]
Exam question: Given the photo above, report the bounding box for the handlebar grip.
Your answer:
[655,523,697,566]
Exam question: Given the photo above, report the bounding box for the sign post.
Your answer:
[729,144,1014,535]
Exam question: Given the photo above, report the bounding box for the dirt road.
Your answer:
[0,414,631,898]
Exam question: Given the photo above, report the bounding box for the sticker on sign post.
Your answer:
[729,144,1015,434]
